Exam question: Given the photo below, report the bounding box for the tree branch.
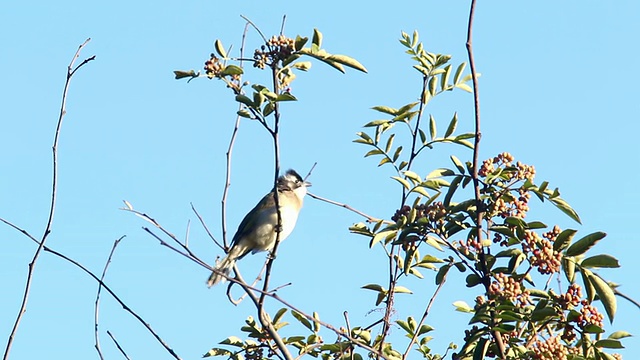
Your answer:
[3,38,94,360]
[95,236,126,360]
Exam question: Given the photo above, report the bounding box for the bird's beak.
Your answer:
[305,180,312,187]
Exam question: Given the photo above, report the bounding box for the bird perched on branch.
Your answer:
[207,169,311,287]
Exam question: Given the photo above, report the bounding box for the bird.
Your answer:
[207,169,311,287]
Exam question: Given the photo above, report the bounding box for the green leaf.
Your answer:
[292,61,312,71]
[455,83,473,93]
[312,28,323,47]
[581,268,596,303]
[220,336,244,347]
[428,76,437,96]
[440,64,451,91]
[450,155,465,174]
[392,146,403,161]
[235,94,254,107]
[291,310,313,331]
[609,331,633,340]
[566,231,606,256]
[220,65,244,76]
[594,339,624,349]
[473,337,489,360]
[364,149,383,158]
[550,197,582,224]
[429,114,437,140]
[276,92,297,102]
[452,300,473,313]
[392,176,410,190]
[436,264,450,285]
[444,112,458,138]
[553,229,577,252]
[371,105,397,115]
[327,54,368,73]
[385,134,395,153]
[581,254,620,268]
[214,39,227,58]
[589,273,617,322]
[203,347,232,357]
[563,256,576,283]
[237,109,252,118]
[394,286,413,294]
[426,168,455,179]
[403,170,422,184]
[453,62,466,84]
[370,230,396,248]
[263,102,274,117]
[443,175,463,207]
[174,69,198,79]
[273,308,288,324]
[294,35,308,51]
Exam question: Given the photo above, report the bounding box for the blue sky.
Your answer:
[1,1,639,359]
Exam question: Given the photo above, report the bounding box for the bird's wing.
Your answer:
[230,191,276,248]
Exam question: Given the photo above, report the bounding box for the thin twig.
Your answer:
[402,276,446,359]
[307,192,389,224]
[280,15,287,35]
[303,162,317,182]
[1,219,182,359]
[107,331,132,360]
[191,203,223,250]
[122,207,208,266]
[95,236,126,360]
[3,39,94,360]
[221,22,251,249]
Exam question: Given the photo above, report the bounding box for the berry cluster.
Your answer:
[522,230,562,275]
[391,202,447,234]
[204,54,224,78]
[492,189,531,219]
[487,272,530,307]
[253,35,296,69]
[479,152,536,181]
[530,336,568,360]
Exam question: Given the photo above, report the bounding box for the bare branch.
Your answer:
[307,192,389,224]
[191,203,223,250]
[3,39,95,360]
[402,276,446,359]
[95,236,126,360]
[106,330,132,360]
[1,220,182,359]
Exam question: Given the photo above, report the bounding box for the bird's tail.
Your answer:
[207,245,246,287]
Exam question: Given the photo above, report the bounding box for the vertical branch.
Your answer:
[3,39,95,360]
[260,64,281,303]
[95,236,126,360]
[465,1,506,358]
[221,23,251,249]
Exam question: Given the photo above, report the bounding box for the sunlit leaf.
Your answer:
[453,301,473,313]
[589,273,617,322]
[581,254,620,268]
[594,339,624,349]
[394,286,413,294]
[566,231,606,256]
[291,310,314,331]
[312,28,323,47]
[550,197,582,224]
[453,62,466,84]
[444,112,458,138]
[220,65,244,76]
[214,39,227,58]
[455,83,472,93]
[173,70,198,79]
[429,114,437,140]
[553,229,577,252]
